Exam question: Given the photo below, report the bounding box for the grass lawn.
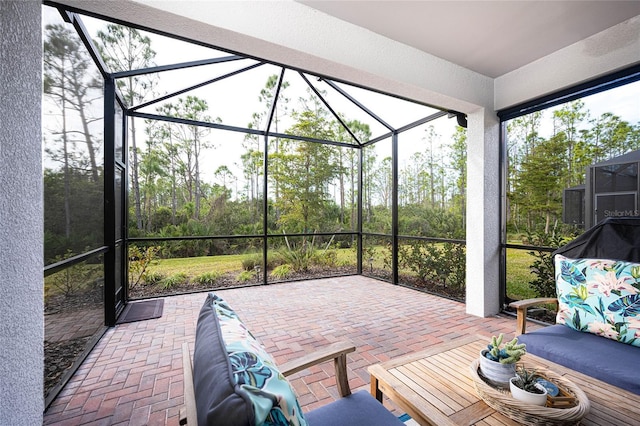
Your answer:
[506,248,538,300]
[147,253,246,277]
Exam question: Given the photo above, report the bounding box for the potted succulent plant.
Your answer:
[509,365,548,406]
[479,333,526,386]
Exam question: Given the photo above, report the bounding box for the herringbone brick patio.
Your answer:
[43,276,526,425]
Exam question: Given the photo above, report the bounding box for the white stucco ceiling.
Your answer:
[298,1,640,78]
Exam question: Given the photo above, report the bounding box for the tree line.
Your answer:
[507,100,640,236]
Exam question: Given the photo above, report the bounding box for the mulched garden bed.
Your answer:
[45,286,104,403]
[399,273,466,301]
[364,268,466,302]
[44,336,91,398]
[128,266,358,299]
[129,272,249,299]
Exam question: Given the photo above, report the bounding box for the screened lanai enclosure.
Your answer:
[42,4,468,404]
[41,1,640,410]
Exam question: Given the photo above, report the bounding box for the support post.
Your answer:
[465,108,501,317]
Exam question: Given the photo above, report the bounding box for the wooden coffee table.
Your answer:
[368,335,640,425]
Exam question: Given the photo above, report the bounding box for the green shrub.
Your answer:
[193,271,222,286]
[237,270,254,283]
[143,271,165,286]
[315,249,338,267]
[527,231,564,298]
[363,245,377,272]
[398,241,436,281]
[442,242,466,289]
[241,252,281,271]
[269,252,286,268]
[160,272,188,289]
[337,258,352,267]
[279,245,315,272]
[271,264,294,279]
[363,245,376,263]
[398,240,466,289]
[242,253,262,271]
[128,245,160,289]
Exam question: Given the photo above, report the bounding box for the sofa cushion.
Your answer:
[193,293,306,426]
[520,324,640,394]
[555,255,640,346]
[305,390,405,426]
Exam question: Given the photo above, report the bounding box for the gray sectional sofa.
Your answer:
[512,298,639,395]
[510,218,640,396]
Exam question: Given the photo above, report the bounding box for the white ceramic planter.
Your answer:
[479,349,516,386]
[509,378,548,406]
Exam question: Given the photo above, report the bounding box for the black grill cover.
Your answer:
[553,217,640,262]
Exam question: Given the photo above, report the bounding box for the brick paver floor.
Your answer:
[44,276,527,425]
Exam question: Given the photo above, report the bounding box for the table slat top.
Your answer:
[369,336,640,425]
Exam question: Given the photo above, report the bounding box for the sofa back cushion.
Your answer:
[555,254,640,346]
[193,293,306,426]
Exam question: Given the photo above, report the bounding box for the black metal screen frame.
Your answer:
[497,63,640,309]
[46,2,465,322]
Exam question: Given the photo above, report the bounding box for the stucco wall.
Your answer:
[0,1,44,423]
[495,15,640,110]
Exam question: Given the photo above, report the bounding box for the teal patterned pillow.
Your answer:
[210,294,307,426]
[555,255,640,347]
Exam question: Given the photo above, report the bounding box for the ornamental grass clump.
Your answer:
[485,333,526,364]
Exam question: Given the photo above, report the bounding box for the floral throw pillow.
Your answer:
[210,294,307,426]
[555,255,640,347]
